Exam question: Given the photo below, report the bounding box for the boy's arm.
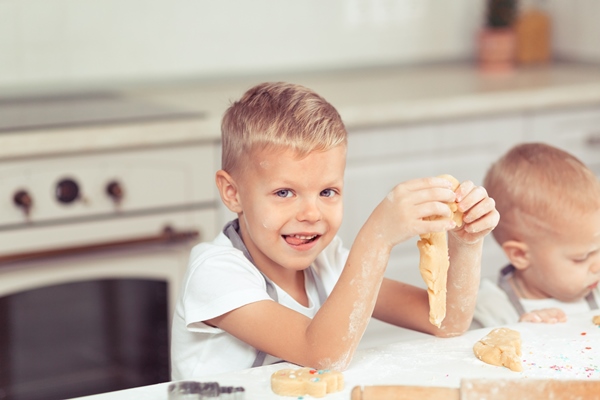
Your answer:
[373,181,499,337]
[207,177,460,371]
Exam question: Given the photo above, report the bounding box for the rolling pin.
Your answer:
[351,378,600,400]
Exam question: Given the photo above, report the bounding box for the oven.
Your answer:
[0,94,218,400]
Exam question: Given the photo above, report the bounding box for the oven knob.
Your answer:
[106,180,124,203]
[56,178,80,203]
[13,190,33,215]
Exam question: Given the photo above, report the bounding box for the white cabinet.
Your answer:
[525,105,600,177]
[341,115,525,287]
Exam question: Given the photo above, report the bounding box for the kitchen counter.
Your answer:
[2,62,600,160]
[74,311,600,400]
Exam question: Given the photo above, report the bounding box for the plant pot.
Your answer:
[478,28,517,74]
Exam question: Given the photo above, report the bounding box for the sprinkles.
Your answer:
[520,328,599,380]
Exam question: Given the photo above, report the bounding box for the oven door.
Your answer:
[0,211,214,400]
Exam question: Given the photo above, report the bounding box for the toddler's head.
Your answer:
[221,82,347,177]
[484,142,600,301]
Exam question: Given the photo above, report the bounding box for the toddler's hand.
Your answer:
[519,308,567,323]
[448,180,499,245]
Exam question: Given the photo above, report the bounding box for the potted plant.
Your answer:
[478,0,518,73]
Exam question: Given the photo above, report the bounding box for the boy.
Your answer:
[473,142,600,328]
[171,82,499,379]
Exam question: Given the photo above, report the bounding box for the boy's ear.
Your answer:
[501,240,531,270]
[215,170,243,214]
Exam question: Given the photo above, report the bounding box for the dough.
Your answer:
[473,327,522,372]
[417,174,463,327]
[593,315,600,326]
[271,367,344,398]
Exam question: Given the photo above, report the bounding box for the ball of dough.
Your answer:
[473,327,522,372]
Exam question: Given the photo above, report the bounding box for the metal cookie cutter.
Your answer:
[168,381,245,399]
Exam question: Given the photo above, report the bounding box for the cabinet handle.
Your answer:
[0,225,199,265]
[585,133,600,148]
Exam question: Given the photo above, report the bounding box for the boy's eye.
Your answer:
[573,253,591,263]
[320,189,336,198]
[275,189,293,198]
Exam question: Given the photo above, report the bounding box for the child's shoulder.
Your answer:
[183,234,268,293]
[188,232,257,274]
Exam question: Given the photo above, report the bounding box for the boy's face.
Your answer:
[520,208,600,302]
[234,144,346,274]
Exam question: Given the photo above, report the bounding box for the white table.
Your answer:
[75,311,600,399]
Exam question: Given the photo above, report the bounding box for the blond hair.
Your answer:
[220,82,347,174]
[484,142,600,244]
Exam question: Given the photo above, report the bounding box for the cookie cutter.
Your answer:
[167,381,245,399]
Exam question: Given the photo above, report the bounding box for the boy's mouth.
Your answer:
[589,281,599,290]
[283,234,319,246]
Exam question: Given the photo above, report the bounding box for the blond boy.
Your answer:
[171,82,499,378]
[473,142,600,328]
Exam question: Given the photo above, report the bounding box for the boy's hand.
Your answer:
[448,180,499,245]
[519,308,567,323]
[374,177,462,248]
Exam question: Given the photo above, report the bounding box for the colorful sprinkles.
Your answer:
[520,327,599,380]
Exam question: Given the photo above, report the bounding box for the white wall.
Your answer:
[0,0,484,90]
[548,0,600,64]
[0,0,598,92]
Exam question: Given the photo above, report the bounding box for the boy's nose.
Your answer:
[297,198,321,222]
[591,260,600,274]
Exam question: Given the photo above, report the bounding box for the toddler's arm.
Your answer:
[520,308,567,323]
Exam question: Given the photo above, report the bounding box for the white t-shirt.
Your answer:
[170,232,348,380]
[472,278,600,329]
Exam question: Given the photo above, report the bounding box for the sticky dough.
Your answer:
[271,368,344,398]
[473,327,523,372]
[417,174,463,328]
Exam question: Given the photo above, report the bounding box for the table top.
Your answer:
[76,310,600,400]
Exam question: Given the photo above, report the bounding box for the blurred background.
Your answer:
[1,0,599,91]
[1,1,600,399]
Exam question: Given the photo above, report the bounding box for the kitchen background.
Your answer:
[1,0,599,91]
[2,1,600,399]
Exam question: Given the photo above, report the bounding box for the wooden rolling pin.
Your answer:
[351,379,600,400]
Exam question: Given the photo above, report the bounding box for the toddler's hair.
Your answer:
[484,142,600,244]
[221,82,347,173]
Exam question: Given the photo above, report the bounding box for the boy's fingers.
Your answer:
[457,185,489,212]
[403,177,455,191]
[462,197,498,226]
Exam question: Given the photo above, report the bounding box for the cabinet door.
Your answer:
[342,115,523,286]
[525,105,600,177]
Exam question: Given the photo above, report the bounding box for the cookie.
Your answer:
[271,367,344,398]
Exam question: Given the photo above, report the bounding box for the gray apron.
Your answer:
[497,264,598,316]
[223,219,327,367]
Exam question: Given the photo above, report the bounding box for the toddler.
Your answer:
[171,82,499,379]
[473,142,600,328]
